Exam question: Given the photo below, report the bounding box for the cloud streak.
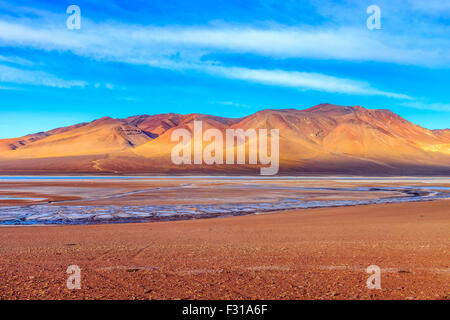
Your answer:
[0,19,449,67]
[401,101,450,112]
[0,64,87,88]
[205,66,412,99]
[0,54,34,66]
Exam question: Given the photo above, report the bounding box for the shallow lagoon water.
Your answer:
[0,179,449,225]
[0,196,45,201]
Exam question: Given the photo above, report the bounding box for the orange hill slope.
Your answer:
[0,104,449,175]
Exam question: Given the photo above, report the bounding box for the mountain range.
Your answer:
[0,104,449,175]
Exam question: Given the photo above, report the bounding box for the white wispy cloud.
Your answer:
[204,66,412,99]
[0,54,34,66]
[401,101,450,112]
[0,19,448,67]
[129,26,450,66]
[0,85,22,90]
[0,64,87,88]
[217,101,252,109]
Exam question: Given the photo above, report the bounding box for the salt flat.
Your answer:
[0,176,449,225]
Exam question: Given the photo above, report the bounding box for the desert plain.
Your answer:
[0,177,448,300]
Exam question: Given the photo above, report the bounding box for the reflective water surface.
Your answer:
[0,176,449,225]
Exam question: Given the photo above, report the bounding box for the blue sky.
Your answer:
[0,0,449,138]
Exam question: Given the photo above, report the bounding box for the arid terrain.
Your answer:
[0,104,449,175]
[0,199,448,300]
[0,177,449,300]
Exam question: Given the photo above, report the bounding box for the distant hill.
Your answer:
[0,104,449,175]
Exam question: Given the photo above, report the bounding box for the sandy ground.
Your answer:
[0,199,449,300]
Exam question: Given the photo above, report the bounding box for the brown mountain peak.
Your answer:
[303,103,364,114]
